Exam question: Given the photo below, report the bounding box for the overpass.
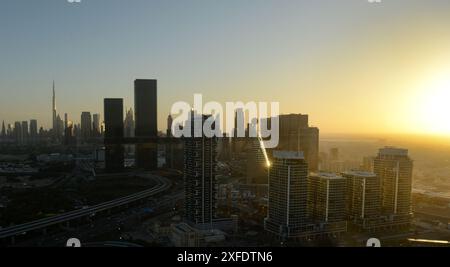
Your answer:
[0,174,171,243]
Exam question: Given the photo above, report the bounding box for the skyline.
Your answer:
[2,78,450,140]
[1,1,450,136]
[2,0,450,252]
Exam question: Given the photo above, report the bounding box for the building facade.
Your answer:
[265,151,309,239]
[104,98,124,172]
[80,112,92,142]
[277,114,319,171]
[134,79,158,170]
[374,147,413,226]
[184,113,217,226]
[308,172,347,223]
[343,171,381,229]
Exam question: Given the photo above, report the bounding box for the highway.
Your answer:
[0,174,171,240]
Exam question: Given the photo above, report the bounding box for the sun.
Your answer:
[418,72,450,135]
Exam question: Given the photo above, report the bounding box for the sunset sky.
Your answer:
[1,0,450,136]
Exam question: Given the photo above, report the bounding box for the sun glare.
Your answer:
[418,72,450,135]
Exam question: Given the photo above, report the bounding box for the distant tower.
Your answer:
[167,114,173,137]
[64,113,68,131]
[52,81,57,136]
[231,108,245,156]
[330,148,339,161]
[21,121,29,144]
[1,121,5,138]
[362,156,375,172]
[7,124,12,137]
[30,119,38,143]
[80,112,92,142]
[246,138,267,184]
[233,108,245,138]
[56,114,64,139]
[64,114,73,146]
[93,114,101,137]
[124,108,135,138]
[14,121,22,145]
[278,114,320,171]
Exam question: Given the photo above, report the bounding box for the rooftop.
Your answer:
[311,172,345,180]
[343,171,377,178]
[379,146,408,157]
[273,151,304,160]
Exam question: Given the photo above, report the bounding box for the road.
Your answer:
[0,174,171,240]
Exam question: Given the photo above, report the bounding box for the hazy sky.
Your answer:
[1,0,450,135]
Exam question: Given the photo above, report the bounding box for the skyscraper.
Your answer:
[134,79,158,170]
[184,112,217,227]
[92,114,101,137]
[233,108,245,138]
[56,114,64,139]
[52,81,57,138]
[330,148,339,161]
[104,99,124,172]
[343,171,381,228]
[362,156,375,172]
[165,113,184,170]
[264,151,309,239]
[64,120,75,146]
[80,112,92,142]
[64,113,68,132]
[1,121,5,139]
[217,134,232,162]
[21,121,29,144]
[13,121,22,145]
[277,114,319,171]
[246,138,268,184]
[231,108,245,155]
[73,123,80,139]
[308,172,346,224]
[135,79,157,137]
[167,114,173,137]
[124,108,135,138]
[374,147,413,224]
[30,119,38,143]
[7,124,12,138]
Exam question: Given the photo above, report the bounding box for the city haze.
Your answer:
[1,0,450,136]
